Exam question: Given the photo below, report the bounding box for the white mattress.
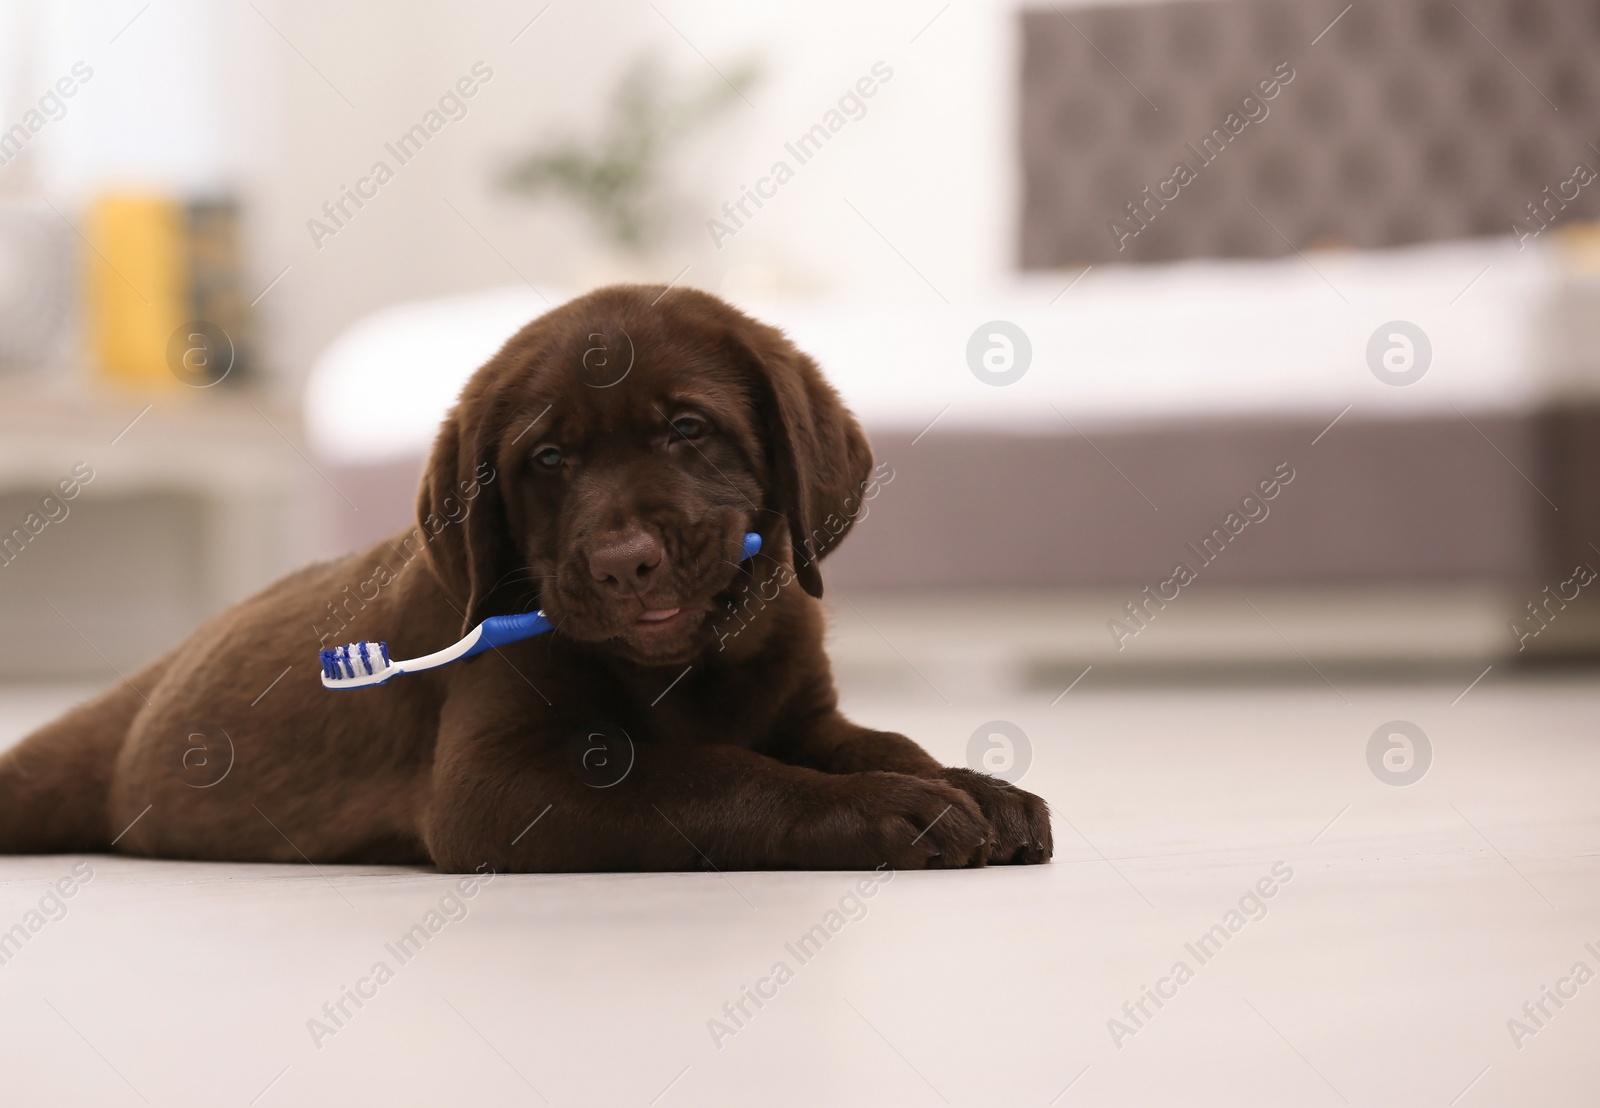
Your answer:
[305,236,1585,465]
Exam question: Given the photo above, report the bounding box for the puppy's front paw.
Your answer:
[799,772,993,870]
[937,768,1053,865]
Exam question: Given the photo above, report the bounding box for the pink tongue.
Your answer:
[638,608,680,623]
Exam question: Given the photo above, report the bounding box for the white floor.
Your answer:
[0,676,1596,1108]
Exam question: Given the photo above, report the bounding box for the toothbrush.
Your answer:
[319,532,763,689]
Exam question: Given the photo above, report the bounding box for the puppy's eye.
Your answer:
[670,415,707,440]
[532,446,564,469]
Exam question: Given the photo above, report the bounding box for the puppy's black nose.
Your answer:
[588,531,665,594]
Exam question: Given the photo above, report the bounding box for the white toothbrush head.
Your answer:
[320,641,396,688]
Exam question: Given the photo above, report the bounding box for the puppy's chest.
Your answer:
[626,666,785,751]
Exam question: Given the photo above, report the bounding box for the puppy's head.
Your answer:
[417,285,872,665]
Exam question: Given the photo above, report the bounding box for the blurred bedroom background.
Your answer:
[2,0,1599,702]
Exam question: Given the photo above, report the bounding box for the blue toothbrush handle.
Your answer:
[462,611,555,659]
[452,534,758,663]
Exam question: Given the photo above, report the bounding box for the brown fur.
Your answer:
[0,286,1052,871]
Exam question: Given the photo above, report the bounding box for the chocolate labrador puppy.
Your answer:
[0,285,1052,871]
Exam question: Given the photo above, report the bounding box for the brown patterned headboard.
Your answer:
[1019,0,1600,267]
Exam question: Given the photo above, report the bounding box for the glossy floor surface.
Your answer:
[0,676,1595,1107]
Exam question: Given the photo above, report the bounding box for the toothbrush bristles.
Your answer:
[320,641,390,681]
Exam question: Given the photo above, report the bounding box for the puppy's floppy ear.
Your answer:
[739,325,873,598]
[415,397,519,634]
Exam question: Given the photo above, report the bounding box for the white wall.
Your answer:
[3,0,265,193]
[249,0,1026,386]
[3,0,1031,387]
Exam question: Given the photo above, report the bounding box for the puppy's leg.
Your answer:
[772,714,1054,866]
[425,727,992,873]
[0,675,155,854]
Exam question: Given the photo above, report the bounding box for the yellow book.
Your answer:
[85,193,186,389]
